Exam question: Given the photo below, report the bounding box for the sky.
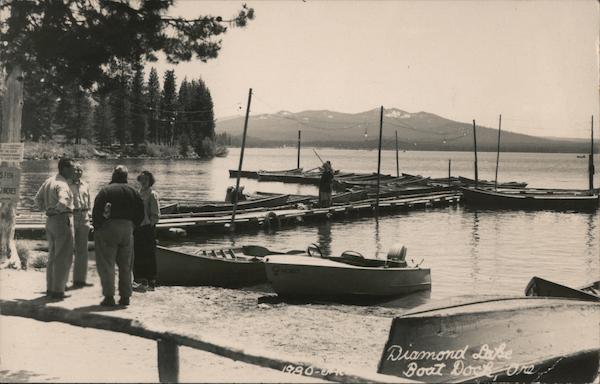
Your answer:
[150,0,599,139]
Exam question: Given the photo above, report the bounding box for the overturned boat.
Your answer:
[378,291,600,382]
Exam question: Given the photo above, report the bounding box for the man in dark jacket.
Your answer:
[318,161,334,208]
[92,165,144,306]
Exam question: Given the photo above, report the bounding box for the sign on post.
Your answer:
[0,143,25,162]
[0,166,21,202]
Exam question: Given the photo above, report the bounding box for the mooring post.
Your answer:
[376,106,384,214]
[494,114,502,190]
[229,88,252,232]
[157,339,180,383]
[395,130,399,178]
[589,115,595,191]
[297,130,301,169]
[472,119,479,188]
[448,159,451,183]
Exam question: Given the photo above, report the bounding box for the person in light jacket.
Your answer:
[133,170,160,292]
[69,162,93,288]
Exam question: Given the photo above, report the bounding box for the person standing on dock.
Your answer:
[133,171,160,292]
[34,157,75,300]
[69,162,93,289]
[92,165,144,307]
[319,161,335,208]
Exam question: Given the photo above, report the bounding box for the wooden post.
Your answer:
[395,130,399,178]
[589,115,595,191]
[297,130,301,169]
[376,106,384,214]
[448,159,451,183]
[157,339,180,383]
[494,114,502,190]
[472,119,479,188]
[0,64,24,269]
[229,88,252,231]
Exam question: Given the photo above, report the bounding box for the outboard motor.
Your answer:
[387,244,408,267]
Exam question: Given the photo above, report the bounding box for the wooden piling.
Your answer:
[297,130,301,169]
[494,114,502,190]
[157,339,180,383]
[230,88,252,231]
[472,120,479,187]
[589,115,595,191]
[395,130,399,178]
[448,159,451,183]
[376,106,384,214]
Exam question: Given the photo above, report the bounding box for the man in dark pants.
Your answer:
[92,165,144,306]
[318,161,335,208]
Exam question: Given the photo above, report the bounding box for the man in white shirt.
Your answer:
[34,157,75,299]
[69,162,92,289]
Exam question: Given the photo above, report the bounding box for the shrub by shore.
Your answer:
[23,141,225,160]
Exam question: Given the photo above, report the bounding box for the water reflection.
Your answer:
[469,211,481,287]
[317,221,332,257]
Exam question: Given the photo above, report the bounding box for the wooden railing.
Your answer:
[0,299,398,383]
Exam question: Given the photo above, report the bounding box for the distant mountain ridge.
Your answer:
[216,108,596,153]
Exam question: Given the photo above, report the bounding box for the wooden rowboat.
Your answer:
[156,245,303,287]
[460,187,600,211]
[377,296,600,383]
[165,194,291,214]
[525,276,600,301]
[264,245,431,300]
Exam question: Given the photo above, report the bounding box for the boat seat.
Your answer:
[387,245,408,267]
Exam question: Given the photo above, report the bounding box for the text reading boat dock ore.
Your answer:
[385,343,536,379]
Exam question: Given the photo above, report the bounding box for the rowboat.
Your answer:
[164,194,291,214]
[377,296,600,383]
[264,244,431,300]
[525,276,600,301]
[156,245,303,287]
[460,187,600,210]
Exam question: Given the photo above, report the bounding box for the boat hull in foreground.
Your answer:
[377,297,600,383]
[264,255,431,299]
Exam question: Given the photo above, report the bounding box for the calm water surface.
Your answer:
[19,148,600,301]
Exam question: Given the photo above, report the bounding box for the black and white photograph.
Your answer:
[0,0,599,382]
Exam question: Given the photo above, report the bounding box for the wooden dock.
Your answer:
[15,191,460,238]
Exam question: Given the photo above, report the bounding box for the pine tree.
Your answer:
[21,72,58,141]
[130,64,147,146]
[93,96,115,147]
[108,60,133,151]
[161,70,177,145]
[189,78,216,156]
[146,67,161,144]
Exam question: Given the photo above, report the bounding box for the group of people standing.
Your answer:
[35,158,160,306]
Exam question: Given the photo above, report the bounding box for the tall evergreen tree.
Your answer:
[146,67,161,144]
[108,60,133,150]
[160,70,177,145]
[189,78,216,156]
[130,64,147,146]
[93,96,115,147]
[53,85,93,143]
[22,72,58,141]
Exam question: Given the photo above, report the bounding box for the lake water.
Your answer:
[18,148,599,301]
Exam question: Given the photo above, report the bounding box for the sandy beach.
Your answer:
[0,241,405,383]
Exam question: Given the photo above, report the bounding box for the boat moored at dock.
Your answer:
[460,186,600,211]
